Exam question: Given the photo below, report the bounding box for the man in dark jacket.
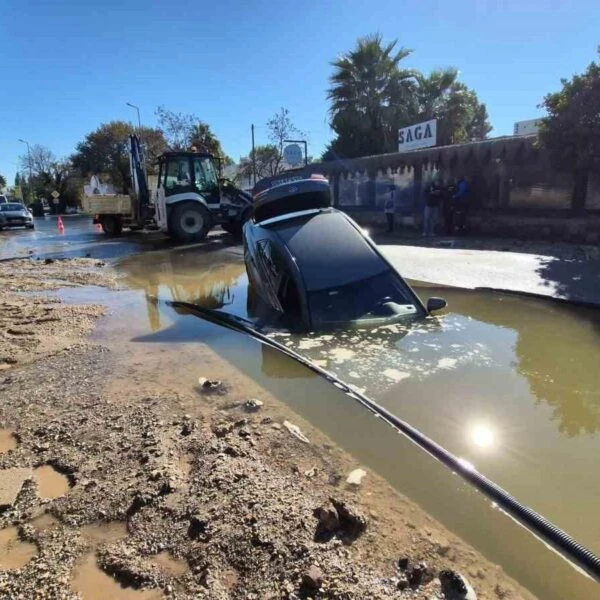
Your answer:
[453,176,470,234]
[423,181,442,237]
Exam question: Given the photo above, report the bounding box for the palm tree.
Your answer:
[328,34,416,157]
[415,69,492,145]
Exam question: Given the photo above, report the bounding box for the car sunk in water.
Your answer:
[0,202,34,230]
[243,176,446,331]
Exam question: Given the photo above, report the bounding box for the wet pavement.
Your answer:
[0,215,236,261]
[110,245,600,600]
[4,223,600,599]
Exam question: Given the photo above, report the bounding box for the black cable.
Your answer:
[170,300,600,581]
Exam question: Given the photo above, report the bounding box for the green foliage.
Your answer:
[324,35,492,159]
[327,34,416,158]
[239,108,304,180]
[155,106,230,162]
[538,48,600,172]
[71,121,167,193]
[0,174,6,189]
[17,144,75,208]
[239,144,282,181]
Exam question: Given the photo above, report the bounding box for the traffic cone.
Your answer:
[57,216,65,234]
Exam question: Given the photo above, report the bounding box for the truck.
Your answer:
[82,135,252,243]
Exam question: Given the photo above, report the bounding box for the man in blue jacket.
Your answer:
[453,176,470,234]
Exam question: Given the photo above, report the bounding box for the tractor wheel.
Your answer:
[169,202,211,243]
[100,216,122,235]
[222,207,252,239]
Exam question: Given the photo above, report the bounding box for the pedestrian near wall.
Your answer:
[443,182,456,235]
[423,181,442,237]
[453,176,470,235]
[384,186,395,233]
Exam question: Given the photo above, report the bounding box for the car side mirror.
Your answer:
[427,297,447,313]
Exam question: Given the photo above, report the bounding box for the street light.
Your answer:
[126,102,146,174]
[18,139,33,201]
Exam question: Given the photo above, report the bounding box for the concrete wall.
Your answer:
[256,136,600,244]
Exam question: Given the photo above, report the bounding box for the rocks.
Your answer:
[301,565,324,592]
[407,561,434,588]
[198,377,224,392]
[244,398,263,412]
[187,515,210,541]
[440,570,477,599]
[398,556,410,571]
[314,497,367,543]
[346,468,367,486]
[283,421,310,444]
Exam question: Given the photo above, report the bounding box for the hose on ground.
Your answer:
[170,300,600,581]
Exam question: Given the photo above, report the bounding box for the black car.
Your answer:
[243,176,446,331]
[0,203,34,229]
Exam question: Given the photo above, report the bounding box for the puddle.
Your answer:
[33,465,71,499]
[31,513,60,531]
[71,554,161,600]
[152,551,188,577]
[80,521,128,545]
[0,526,37,570]
[105,245,600,600]
[0,429,17,453]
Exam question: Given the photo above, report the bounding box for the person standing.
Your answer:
[443,181,456,235]
[453,176,470,234]
[423,181,442,237]
[384,186,395,233]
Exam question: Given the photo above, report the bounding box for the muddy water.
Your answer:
[66,246,599,599]
[0,429,17,453]
[0,526,37,570]
[71,554,161,600]
[152,551,188,576]
[33,464,70,499]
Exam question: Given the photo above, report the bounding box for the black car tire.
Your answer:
[27,224,34,229]
[100,216,123,236]
[169,202,211,243]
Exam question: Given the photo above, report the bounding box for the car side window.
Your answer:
[256,240,302,318]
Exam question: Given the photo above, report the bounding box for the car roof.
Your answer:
[270,210,389,292]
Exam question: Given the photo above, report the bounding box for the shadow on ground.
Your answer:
[535,255,600,305]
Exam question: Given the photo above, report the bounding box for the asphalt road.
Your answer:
[2,215,598,307]
[382,244,600,306]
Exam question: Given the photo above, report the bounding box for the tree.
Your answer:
[324,35,492,159]
[0,174,6,189]
[414,71,492,145]
[238,145,282,181]
[238,108,304,181]
[71,121,167,193]
[154,106,231,162]
[538,48,600,208]
[267,107,304,155]
[17,144,77,210]
[327,34,416,157]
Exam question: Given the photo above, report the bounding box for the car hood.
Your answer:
[2,210,30,217]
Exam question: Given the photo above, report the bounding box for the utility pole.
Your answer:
[251,124,257,187]
[126,102,146,175]
[18,139,33,202]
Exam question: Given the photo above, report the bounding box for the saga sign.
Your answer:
[398,119,437,152]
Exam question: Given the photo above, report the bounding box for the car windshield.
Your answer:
[0,203,25,211]
[308,269,418,326]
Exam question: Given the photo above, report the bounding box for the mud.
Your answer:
[0,257,536,599]
[0,258,117,370]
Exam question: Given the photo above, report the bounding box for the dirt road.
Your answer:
[0,258,535,599]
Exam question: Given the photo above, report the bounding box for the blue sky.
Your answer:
[1,0,599,184]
